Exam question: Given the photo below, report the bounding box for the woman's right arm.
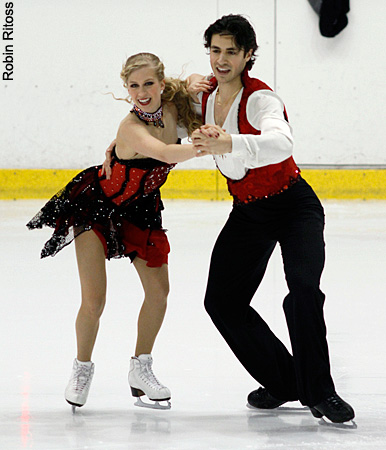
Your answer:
[117,122,200,164]
[100,139,116,179]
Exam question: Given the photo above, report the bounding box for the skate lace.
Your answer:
[325,395,344,410]
[140,362,164,390]
[71,365,92,393]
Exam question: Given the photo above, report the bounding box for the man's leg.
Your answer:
[280,181,335,406]
[204,206,298,401]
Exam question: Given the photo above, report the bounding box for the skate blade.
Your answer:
[134,397,171,410]
[66,400,83,414]
[318,417,357,429]
[247,403,308,412]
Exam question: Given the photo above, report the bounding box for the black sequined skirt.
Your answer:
[26,165,170,266]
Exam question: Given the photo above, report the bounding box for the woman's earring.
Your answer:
[160,89,164,95]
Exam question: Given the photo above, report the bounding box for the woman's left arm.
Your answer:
[186,74,212,103]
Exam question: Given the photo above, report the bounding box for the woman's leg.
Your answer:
[128,257,171,406]
[74,230,107,362]
[132,257,169,356]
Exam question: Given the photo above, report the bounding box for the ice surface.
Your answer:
[1,199,386,449]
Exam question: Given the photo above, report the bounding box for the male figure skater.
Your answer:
[190,14,354,423]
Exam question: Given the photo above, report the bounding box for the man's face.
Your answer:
[209,34,252,84]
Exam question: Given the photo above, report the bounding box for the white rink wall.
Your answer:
[1,0,385,169]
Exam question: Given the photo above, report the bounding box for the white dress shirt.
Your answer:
[198,88,294,180]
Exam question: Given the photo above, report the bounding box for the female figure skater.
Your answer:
[27,53,203,411]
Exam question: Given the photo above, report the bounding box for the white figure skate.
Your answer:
[128,354,171,410]
[65,359,94,413]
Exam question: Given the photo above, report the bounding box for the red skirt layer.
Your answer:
[93,221,169,268]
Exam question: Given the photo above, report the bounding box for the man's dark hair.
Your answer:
[203,14,258,71]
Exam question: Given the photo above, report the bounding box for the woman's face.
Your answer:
[127,66,165,112]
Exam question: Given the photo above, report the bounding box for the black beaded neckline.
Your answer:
[131,104,164,128]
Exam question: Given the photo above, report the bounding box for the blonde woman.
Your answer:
[27,53,204,411]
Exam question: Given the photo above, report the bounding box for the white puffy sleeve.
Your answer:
[230,90,294,168]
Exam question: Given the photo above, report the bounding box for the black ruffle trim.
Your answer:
[26,165,163,259]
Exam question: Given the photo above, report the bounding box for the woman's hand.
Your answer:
[186,74,213,103]
[192,125,232,155]
[101,139,116,180]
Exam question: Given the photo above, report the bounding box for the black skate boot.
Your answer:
[247,387,287,409]
[310,393,355,423]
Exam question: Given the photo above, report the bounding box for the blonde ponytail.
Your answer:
[162,77,202,136]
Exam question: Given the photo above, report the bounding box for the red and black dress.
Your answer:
[27,148,175,267]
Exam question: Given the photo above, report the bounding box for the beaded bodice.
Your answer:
[99,152,175,206]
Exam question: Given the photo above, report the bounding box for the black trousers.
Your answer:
[204,178,335,407]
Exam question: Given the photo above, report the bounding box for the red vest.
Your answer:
[201,70,300,204]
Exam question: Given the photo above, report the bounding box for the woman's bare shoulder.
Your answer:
[119,111,136,128]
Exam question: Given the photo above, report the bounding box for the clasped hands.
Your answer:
[192,124,232,157]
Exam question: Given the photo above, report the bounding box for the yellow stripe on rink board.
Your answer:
[163,169,386,200]
[160,170,230,201]
[302,169,386,200]
[1,168,386,200]
[0,169,80,200]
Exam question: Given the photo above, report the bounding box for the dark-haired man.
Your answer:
[190,14,354,424]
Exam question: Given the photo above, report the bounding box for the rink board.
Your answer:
[1,168,386,200]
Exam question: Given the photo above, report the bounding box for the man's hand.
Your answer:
[100,139,116,180]
[192,125,232,155]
